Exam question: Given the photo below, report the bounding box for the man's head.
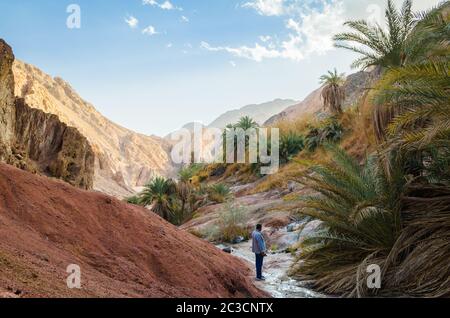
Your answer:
[256,224,262,231]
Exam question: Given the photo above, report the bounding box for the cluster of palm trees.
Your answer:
[294,0,450,297]
[127,165,233,225]
[221,112,344,167]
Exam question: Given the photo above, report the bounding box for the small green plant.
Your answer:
[208,183,232,203]
[217,203,249,243]
[280,132,305,163]
[305,120,343,152]
[125,195,140,205]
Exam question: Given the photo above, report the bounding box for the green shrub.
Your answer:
[280,132,305,163]
[125,195,140,205]
[305,120,343,152]
[217,203,249,243]
[178,164,203,182]
[208,183,232,203]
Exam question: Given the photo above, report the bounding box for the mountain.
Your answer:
[0,162,265,298]
[12,61,176,198]
[265,69,380,126]
[0,40,94,190]
[208,99,298,129]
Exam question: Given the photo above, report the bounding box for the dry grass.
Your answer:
[251,146,332,194]
[340,96,377,161]
[272,113,318,136]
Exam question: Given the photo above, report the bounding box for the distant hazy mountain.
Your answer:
[165,99,298,143]
[208,99,298,129]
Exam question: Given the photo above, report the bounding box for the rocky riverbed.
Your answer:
[218,240,324,298]
[183,183,325,298]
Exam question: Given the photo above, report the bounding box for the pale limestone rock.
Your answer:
[13,60,176,198]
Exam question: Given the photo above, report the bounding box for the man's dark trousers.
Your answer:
[255,253,264,279]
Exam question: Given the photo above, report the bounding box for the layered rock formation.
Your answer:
[265,70,380,126]
[0,162,266,298]
[0,40,15,162]
[14,99,94,189]
[0,40,94,189]
[13,61,175,198]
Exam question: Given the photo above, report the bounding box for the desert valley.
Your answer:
[0,0,449,300]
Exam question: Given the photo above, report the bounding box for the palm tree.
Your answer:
[294,145,450,297]
[371,2,450,142]
[139,177,177,220]
[403,1,450,65]
[280,132,305,163]
[293,145,405,296]
[319,69,346,115]
[235,116,259,131]
[374,61,449,148]
[333,0,415,69]
[176,165,202,220]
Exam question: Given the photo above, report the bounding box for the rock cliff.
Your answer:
[14,99,94,189]
[0,39,94,189]
[0,40,15,162]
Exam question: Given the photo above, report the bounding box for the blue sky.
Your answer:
[0,0,439,136]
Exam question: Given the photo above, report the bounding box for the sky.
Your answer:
[0,0,441,136]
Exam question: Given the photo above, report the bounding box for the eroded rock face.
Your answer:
[0,39,94,190]
[14,99,94,189]
[0,40,15,161]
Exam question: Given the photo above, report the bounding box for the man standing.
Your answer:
[252,224,267,281]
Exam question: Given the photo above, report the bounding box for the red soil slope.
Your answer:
[0,163,266,298]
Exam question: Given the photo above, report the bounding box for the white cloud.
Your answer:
[125,15,139,28]
[208,0,443,63]
[181,15,189,22]
[242,0,286,16]
[160,1,175,10]
[201,41,281,62]
[142,25,158,35]
[167,43,173,48]
[143,0,182,11]
[229,61,237,67]
[203,0,345,62]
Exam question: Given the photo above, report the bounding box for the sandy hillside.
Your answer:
[0,163,266,298]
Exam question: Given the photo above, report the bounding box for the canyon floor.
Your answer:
[182,182,324,298]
